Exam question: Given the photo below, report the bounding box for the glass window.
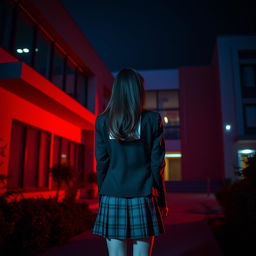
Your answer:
[23,127,39,187]
[34,28,51,78]
[38,131,50,187]
[8,120,51,189]
[8,121,25,188]
[158,90,179,109]
[53,135,83,188]
[69,142,76,169]
[60,138,68,165]
[53,136,61,165]
[13,8,34,66]
[65,59,76,98]
[77,71,88,107]
[164,127,180,140]
[51,46,65,90]
[244,105,256,128]
[0,0,13,49]
[160,110,180,127]
[144,89,180,139]
[145,91,157,109]
[241,65,256,88]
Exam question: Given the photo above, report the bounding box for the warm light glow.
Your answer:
[17,48,23,53]
[239,149,254,154]
[23,48,29,53]
[165,153,181,157]
[164,116,168,124]
[61,154,67,158]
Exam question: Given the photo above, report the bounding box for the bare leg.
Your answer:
[106,237,128,256]
[132,236,155,256]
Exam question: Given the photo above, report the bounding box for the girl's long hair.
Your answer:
[102,67,145,142]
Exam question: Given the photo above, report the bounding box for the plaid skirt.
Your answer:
[92,194,165,239]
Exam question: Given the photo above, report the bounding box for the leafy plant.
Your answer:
[49,163,75,202]
[212,152,256,254]
[0,196,95,255]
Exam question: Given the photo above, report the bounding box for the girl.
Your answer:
[92,67,168,256]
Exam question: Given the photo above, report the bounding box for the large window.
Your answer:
[8,120,51,189]
[243,104,256,134]
[64,59,76,98]
[76,69,88,107]
[51,46,65,90]
[239,50,256,135]
[34,27,51,78]
[0,1,90,109]
[145,90,180,139]
[239,50,256,98]
[0,0,13,49]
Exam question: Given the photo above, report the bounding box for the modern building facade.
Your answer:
[130,35,256,193]
[0,0,113,199]
[1,0,255,199]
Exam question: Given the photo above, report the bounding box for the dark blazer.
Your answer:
[95,109,167,208]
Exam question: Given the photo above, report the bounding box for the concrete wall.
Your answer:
[179,66,224,181]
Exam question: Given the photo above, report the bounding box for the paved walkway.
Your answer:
[39,193,224,256]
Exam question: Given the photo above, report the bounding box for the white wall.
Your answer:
[217,35,256,180]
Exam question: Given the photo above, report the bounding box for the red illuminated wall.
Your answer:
[0,0,114,199]
[179,66,225,181]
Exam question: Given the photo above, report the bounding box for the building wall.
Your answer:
[179,66,224,181]
[216,35,256,180]
[0,0,113,197]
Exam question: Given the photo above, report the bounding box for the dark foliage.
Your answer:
[209,153,256,255]
[0,196,95,256]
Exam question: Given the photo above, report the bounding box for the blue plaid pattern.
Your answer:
[92,195,165,239]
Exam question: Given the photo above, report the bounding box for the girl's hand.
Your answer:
[159,207,169,218]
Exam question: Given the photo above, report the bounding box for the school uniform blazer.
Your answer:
[95,109,167,208]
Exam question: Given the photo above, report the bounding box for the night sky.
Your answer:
[60,0,255,72]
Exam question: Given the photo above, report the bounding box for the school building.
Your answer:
[0,0,255,199]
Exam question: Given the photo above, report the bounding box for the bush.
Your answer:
[0,196,95,256]
[212,153,256,255]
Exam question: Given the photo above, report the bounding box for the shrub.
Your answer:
[0,196,95,256]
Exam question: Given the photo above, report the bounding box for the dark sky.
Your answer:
[60,0,255,72]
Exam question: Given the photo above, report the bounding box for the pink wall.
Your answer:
[179,66,225,181]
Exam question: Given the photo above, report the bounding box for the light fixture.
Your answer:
[225,124,231,131]
[165,153,181,157]
[239,149,254,154]
[16,48,23,53]
[23,48,29,53]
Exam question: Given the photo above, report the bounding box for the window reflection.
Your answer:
[160,110,180,127]
[145,90,180,139]
[51,47,65,89]
[244,105,256,128]
[0,0,13,49]
[34,28,51,78]
[241,65,255,88]
[145,91,157,109]
[77,70,88,107]
[0,1,90,109]
[65,59,76,98]
[158,90,179,108]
